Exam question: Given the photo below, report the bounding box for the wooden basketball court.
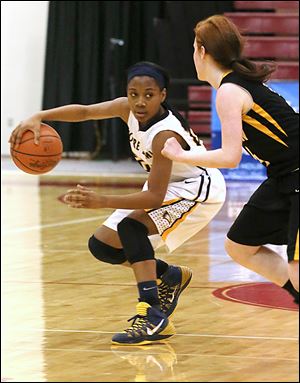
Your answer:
[2,168,298,382]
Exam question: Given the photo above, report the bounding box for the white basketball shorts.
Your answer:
[103,168,226,253]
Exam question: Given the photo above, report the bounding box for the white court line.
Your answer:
[3,218,225,246]
[3,215,108,234]
[24,328,298,341]
[2,346,298,361]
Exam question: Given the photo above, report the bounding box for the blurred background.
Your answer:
[2,0,299,179]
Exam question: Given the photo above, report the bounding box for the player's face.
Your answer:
[127,76,166,125]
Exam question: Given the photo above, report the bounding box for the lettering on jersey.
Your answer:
[129,132,153,172]
[134,155,151,172]
[142,150,153,159]
[129,132,140,150]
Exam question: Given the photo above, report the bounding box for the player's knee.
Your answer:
[88,235,127,265]
[225,237,243,260]
[288,260,299,292]
[117,217,154,264]
[225,237,260,261]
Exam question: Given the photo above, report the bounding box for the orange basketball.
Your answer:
[10,123,63,175]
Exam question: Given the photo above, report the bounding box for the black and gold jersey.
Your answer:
[221,72,299,177]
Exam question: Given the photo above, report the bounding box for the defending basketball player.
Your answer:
[161,15,299,301]
[9,61,226,345]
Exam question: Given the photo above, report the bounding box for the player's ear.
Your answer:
[161,88,167,103]
[200,45,206,59]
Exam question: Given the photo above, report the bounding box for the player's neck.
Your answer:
[206,65,230,89]
[138,105,167,131]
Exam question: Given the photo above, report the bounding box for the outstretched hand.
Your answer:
[161,137,185,161]
[64,184,106,209]
[9,117,41,148]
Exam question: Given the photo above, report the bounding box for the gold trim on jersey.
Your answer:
[220,70,233,83]
[294,230,299,261]
[243,114,288,147]
[252,103,288,136]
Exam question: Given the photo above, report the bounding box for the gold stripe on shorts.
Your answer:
[147,199,199,240]
[294,230,299,261]
[162,202,199,240]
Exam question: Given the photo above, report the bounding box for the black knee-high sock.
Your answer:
[117,217,161,309]
[282,280,299,303]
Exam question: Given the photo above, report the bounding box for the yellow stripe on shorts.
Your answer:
[162,202,199,241]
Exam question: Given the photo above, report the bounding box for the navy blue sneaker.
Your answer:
[158,265,192,317]
[111,302,176,345]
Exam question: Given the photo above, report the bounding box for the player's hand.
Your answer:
[161,137,185,161]
[9,116,41,149]
[64,184,107,209]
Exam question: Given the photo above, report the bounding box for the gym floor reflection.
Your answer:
[2,169,298,382]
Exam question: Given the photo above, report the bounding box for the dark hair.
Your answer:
[126,61,190,131]
[194,15,276,82]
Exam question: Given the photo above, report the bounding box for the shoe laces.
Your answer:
[123,303,152,336]
[158,280,177,305]
[124,314,146,335]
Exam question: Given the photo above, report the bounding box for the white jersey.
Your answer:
[103,107,226,253]
[127,109,207,181]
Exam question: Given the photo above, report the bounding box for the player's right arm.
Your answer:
[9,97,130,148]
[162,84,246,168]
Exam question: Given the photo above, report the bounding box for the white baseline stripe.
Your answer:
[3,218,225,241]
[3,215,108,234]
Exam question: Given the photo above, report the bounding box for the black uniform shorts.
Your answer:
[227,170,299,262]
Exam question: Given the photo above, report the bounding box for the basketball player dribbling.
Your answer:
[9,61,226,345]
